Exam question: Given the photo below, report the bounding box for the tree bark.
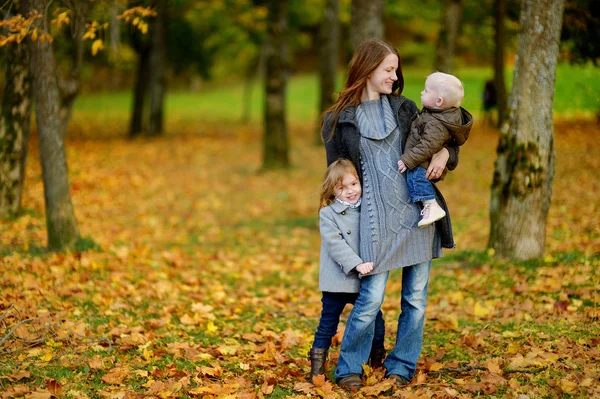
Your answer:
[109,2,122,61]
[0,3,31,218]
[25,0,80,250]
[494,0,508,128]
[57,0,90,139]
[262,0,289,170]
[147,0,168,136]
[488,0,565,260]
[435,0,464,73]
[129,40,151,137]
[316,0,339,145]
[350,0,384,52]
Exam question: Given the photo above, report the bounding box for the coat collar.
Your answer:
[330,200,353,213]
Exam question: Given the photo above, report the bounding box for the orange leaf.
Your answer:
[311,374,326,387]
[261,381,274,395]
[45,379,62,395]
[101,367,129,385]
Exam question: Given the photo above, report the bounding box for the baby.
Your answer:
[398,72,473,227]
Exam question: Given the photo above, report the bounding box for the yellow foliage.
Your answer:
[91,39,104,56]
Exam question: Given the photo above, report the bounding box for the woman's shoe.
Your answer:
[369,347,386,369]
[308,348,328,377]
[337,374,363,390]
[387,373,410,386]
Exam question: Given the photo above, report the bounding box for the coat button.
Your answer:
[341,211,346,215]
[347,231,351,235]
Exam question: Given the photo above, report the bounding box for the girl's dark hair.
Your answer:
[321,39,404,141]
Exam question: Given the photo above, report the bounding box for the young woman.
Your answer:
[321,39,459,390]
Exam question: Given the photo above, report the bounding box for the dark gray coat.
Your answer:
[319,201,363,293]
[322,94,458,248]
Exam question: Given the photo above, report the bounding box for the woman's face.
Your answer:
[365,53,399,98]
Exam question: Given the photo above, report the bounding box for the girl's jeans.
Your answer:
[334,260,431,380]
[312,292,385,351]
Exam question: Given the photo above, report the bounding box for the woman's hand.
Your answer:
[426,148,450,180]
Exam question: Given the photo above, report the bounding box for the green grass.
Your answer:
[73,63,600,131]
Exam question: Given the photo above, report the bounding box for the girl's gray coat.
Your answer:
[319,201,363,293]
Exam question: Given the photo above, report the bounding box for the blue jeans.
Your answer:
[312,292,385,351]
[407,166,435,203]
[334,261,431,380]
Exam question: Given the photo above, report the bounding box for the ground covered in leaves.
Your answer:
[1,120,599,398]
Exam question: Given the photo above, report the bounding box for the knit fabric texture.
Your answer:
[356,96,442,274]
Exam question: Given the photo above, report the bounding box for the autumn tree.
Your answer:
[435,0,464,73]
[316,0,339,145]
[2,1,153,249]
[350,0,384,51]
[262,0,289,170]
[25,0,80,249]
[488,0,565,260]
[0,2,31,218]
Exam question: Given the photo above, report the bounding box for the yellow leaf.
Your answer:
[429,362,444,371]
[143,348,153,361]
[82,30,96,40]
[91,39,104,56]
[502,330,520,338]
[474,302,491,317]
[559,378,578,394]
[39,349,53,362]
[31,28,38,41]
[205,321,218,334]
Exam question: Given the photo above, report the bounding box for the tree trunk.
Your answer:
[57,0,89,139]
[26,0,80,250]
[494,0,508,128]
[241,43,267,123]
[488,0,565,260]
[0,3,31,218]
[350,0,384,52]
[109,2,122,61]
[129,44,150,137]
[435,0,464,73]
[316,0,339,145]
[262,0,289,170]
[147,0,168,136]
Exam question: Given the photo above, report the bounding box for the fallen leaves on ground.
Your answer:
[0,120,599,398]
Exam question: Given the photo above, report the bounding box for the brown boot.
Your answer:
[309,348,328,377]
[369,347,386,369]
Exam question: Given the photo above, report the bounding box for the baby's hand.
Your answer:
[356,262,374,275]
[397,160,407,173]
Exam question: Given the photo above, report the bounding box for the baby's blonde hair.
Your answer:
[319,159,359,209]
[427,72,464,108]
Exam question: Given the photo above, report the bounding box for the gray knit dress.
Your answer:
[357,96,442,274]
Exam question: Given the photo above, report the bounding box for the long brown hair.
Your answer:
[321,39,404,141]
[319,159,359,209]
